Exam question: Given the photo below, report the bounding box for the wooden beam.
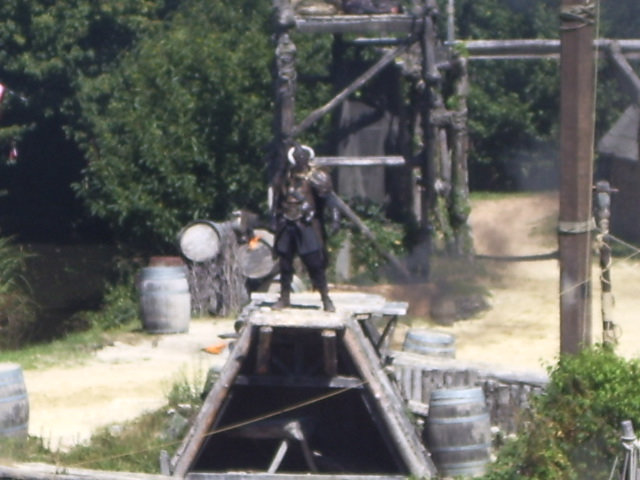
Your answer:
[295,14,423,35]
[292,44,409,137]
[312,156,405,167]
[461,38,640,60]
[342,318,438,478]
[171,324,254,477]
[233,374,363,389]
[607,41,640,105]
[322,329,338,376]
[186,473,407,480]
[328,192,411,279]
[0,463,171,480]
[255,326,273,375]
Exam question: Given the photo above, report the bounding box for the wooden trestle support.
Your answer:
[169,292,437,479]
[0,293,437,480]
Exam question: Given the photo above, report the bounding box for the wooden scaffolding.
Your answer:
[169,292,438,479]
[271,0,474,263]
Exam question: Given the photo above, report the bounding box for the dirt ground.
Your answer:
[19,191,640,452]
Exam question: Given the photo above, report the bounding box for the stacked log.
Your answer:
[178,221,248,317]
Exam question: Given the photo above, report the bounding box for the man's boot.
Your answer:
[321,290,335,312]
[272,285,291,310]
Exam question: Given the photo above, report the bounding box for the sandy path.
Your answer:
[446,192,640,372]
[23,318,236,450]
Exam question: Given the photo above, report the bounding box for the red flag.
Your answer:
[0,84,5,103]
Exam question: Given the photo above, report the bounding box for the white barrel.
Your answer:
[177,220,222,263]
[403,329,456,358]
[139,266,191,333]
[0,363,29,438]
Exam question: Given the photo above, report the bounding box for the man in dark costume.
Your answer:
[270,144,337,312]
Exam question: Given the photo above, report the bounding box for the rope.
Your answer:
[64,379,368,470]
[559,1,597,31]
[556,219,640,347]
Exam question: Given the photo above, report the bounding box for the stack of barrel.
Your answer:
[401,329,491,478]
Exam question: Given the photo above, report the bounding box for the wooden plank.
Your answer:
[295,14,424,35]
[292,44,409,137]
[607,41,640,105]
[321,329,338,376]
[249,292,394,320]
[186,473,406,480]
[0,463,171,480]
[248,308,347,329]
[342,319,438,478]
[381,301,408,316]
[311,156,405,167]
[463,38,640,60]
[328,193,411,279]
[268,440,290,474]
[233,374,364,389]
[171,324,254,477]
[256,326,274,375]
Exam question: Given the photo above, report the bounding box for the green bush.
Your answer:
[327,197,407,282]
[0,236,38,349]
[484,345,640,480]
[84,281,139,330]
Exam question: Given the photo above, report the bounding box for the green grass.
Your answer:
[0,322,141,370]
[469,190,556,201]
[0,370,205,473]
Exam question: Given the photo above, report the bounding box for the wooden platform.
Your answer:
[170,292,437,479]
[294,14,424,35]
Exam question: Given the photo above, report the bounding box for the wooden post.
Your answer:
[607,41,640,104]
[449,57,473,257]
[272,0,297,178]
[594,180,618,346]
[558,0,596,354]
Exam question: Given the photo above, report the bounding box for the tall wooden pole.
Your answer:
[558,0,597,354]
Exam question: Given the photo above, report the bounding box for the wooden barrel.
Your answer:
[139,265,191,333]
[177,220,222,263]
[237,229,277,279]
[425,387,491,478]
[0,363,29,438]
[403,329,456,358]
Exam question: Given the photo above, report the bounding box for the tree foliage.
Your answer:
[0,0,176,240]
[455,0,640,191]
[73,0,274,252]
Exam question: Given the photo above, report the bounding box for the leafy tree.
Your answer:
[453,0,560,190]
[0,0,176,241]
[73,0,274,252]
[454,0,639,191]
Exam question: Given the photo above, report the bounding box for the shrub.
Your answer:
[484,345,640,480]
[0,237,38,349]
[327,197,407,282]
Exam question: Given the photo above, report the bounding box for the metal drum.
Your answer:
[177,220,222,263]
[425,386,491,478]
[139,265,191,333]
[0,363,29,438]
[403,329,456,358]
